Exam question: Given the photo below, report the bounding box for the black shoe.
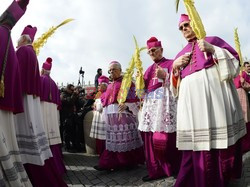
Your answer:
[66,148,76,153]
[142,175,165,182]
[125,165,138,171]
[173,174,178,179]
[93,165,106,171]
[142,175,154,182]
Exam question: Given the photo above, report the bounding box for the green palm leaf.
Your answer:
[176,0,180,12]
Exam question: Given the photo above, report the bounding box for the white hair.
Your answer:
[18,34,32,45]
[109,61,122,70]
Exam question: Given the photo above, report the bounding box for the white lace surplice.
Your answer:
[138,85,177,133]
[104,103,143,152]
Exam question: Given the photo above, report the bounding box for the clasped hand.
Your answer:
[197,39,215,54]
[155,65,167,79]
[173,54,190,70]
[118,103,128,112]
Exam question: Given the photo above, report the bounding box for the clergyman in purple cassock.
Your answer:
[40,57,66,176]
[138,37,181,181]
[171,14,245,187]
[15,25,67,187]
[94,61,145,171]
[0,0,32,186]
[89,75,110,156]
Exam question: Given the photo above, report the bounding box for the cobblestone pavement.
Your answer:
[63,152,250,187]
[63,152,175,187]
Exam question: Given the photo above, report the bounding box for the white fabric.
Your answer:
[14,95,52,165]
[89,99,106,140]
[213,45,240,81]
[103,103,132,114]
[102,103,137,122]
[176,63,246,151]
[95,99,103,112]
[40,101,62,145]
[103,102,140,123]
[138,86,177,133]
[0,110,31,186]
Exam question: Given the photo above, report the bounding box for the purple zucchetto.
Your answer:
[21,25,37,42]
[146,37,162,49]
[98,75,109,85]
[179,14,190,26]
[42,57,52,71]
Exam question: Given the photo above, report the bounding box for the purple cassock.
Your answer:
[175,36,239,79]
[174,36,243,187]
[98,76,145,170]
[16,44,40,96]
[144,57,173,93]
[0,0,26,114]
[139,57,181,179]
[15,28,67,186]
[40,74,61,107]
[102,77,139,106]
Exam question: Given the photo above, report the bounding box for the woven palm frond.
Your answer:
[234,28,243,69]
[33,18,74,55]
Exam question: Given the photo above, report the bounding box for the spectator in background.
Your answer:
[73,86,86,152]
[95,68,102,91]
[60,84,78,152]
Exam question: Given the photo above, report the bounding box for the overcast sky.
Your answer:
[1,0,250,86]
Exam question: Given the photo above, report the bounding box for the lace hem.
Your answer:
[106,122,143,152]
[106,140,143,152]
[139,125,176,133]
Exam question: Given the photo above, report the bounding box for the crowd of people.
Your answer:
[59,84,95,153]
[0,1,249,187]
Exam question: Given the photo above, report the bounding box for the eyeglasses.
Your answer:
[147,48,160,54]
[108,68,120,74]
[179,23,190,31]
